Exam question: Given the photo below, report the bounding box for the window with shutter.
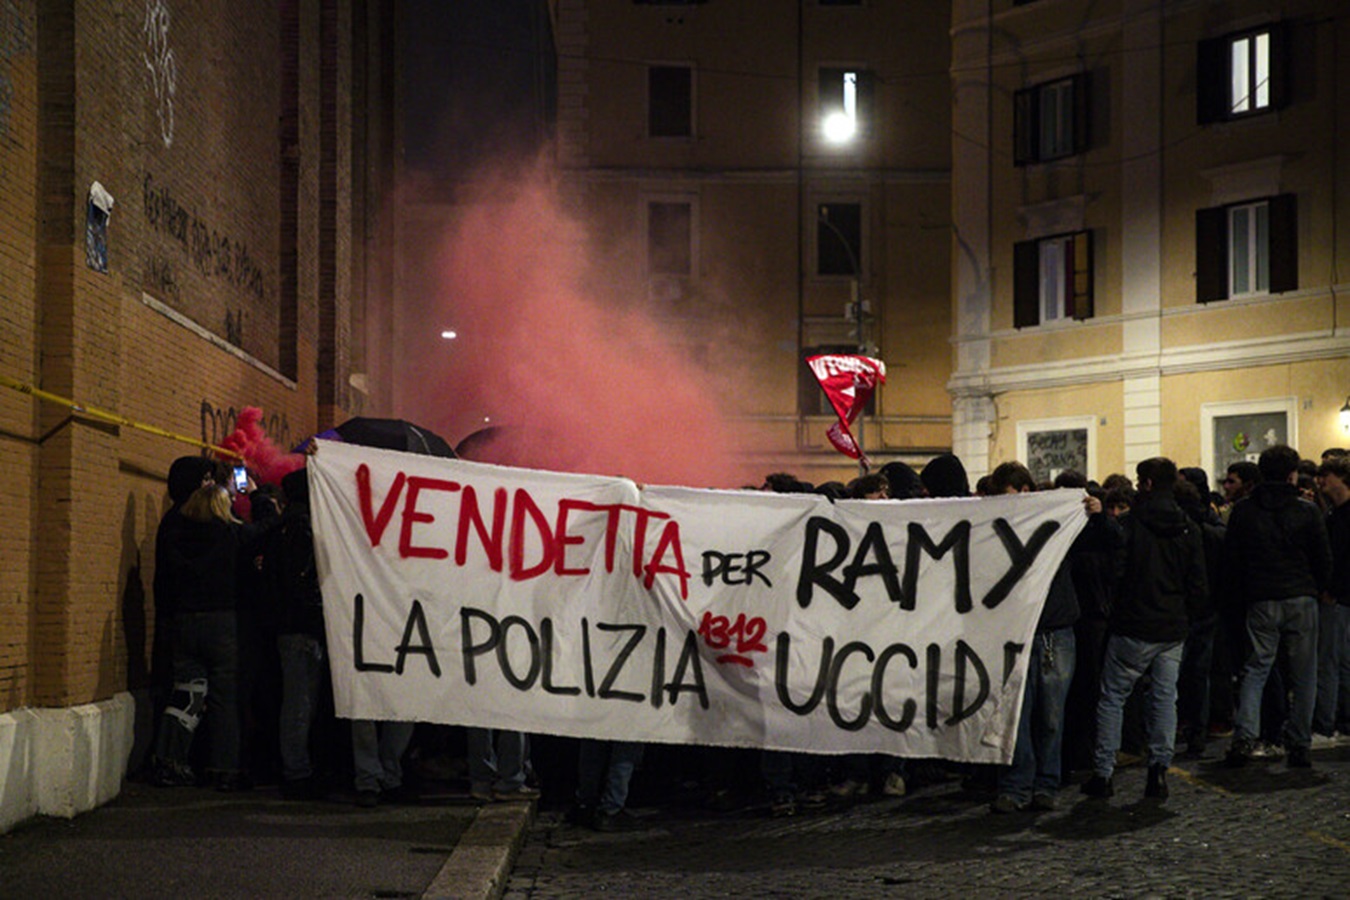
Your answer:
[1013,74,1088,165]
[1013,232,1093,327]
[1197,23,1287,124]
[1194,194,1296,302]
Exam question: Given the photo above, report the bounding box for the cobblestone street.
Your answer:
[505,742,1350,899]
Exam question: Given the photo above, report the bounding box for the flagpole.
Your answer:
[818,208,868,475]
[851,277,866,473]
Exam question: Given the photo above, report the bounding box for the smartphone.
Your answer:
[232,465,249,493]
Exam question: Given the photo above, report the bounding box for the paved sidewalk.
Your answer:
[0,779,533,900]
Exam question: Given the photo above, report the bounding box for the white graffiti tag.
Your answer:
[142,0,176,148]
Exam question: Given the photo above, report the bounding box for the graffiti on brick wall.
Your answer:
[142,0,177,149]
[225,309,245,345]
[145,255,180,299]
[143,173,267,300]
[201,401,292,453]
[0,0,32,137]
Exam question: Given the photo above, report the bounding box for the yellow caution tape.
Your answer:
[0,372,242,460]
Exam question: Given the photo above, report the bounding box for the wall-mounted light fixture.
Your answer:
[1339,396,1350,432]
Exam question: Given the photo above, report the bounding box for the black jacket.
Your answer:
[1177,493,1226,621]
[1323,501,1350,605]
[1067,511,1124,622]
[267,500,326,638]
[1112,490,1208,643]
[1225,481,1332,605]
[155,514,251,614]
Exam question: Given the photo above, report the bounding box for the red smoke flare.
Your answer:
[218,406,306,486]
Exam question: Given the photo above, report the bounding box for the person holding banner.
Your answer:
[990,462,1112,814]
[351,719,416,807]
[1083,457,1208,802]
[271,469,329,801]
[575,739,644,831]
[467,728,539,802]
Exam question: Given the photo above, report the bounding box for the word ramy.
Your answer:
[796,516,1060,612]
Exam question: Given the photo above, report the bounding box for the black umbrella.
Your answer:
[319,417,457,458]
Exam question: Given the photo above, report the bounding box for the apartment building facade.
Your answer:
[552,0,954,485]
[951,0,1350,484]
[0,0,393,830]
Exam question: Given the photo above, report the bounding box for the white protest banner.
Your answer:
[308,440,1088,763]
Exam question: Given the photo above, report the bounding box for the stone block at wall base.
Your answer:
[0,693,135,834]
[0,707,40,833]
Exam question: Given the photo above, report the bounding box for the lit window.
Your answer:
[1039,236,1071,321]
[1230,31,1270,114]
[1014,74,1088,165]
[1198,24,1286,123]
[1013,231,1093,328]
[1195,194,1297,303]
[1228,202,1268,296]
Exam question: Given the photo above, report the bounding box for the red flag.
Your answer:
[806,354,886,461]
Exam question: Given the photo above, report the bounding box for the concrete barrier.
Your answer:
[0,692,135,833]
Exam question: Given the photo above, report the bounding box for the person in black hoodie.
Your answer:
[1315,455,1350,741]
[148,457,217,737]
[151,478,272,791]
[271,468,330,800]
[1082,457,1207,802]
[989,462,1113,813]
[1225,445,1332,769]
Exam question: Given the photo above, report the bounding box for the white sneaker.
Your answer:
[1310,733,1339,750]
[1251,741,1285,759]
[882,772,907,797]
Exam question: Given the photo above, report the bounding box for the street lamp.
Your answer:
[818,206,869,473]
[822,71,859,143]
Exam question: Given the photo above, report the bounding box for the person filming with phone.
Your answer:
[150,457,276,792]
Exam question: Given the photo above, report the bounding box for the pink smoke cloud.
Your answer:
[396,160,759,489]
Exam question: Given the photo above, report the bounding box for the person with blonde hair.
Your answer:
[151,475,272,792]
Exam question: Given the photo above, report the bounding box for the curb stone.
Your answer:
[423,799,536,900]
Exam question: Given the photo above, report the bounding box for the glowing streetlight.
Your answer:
[440,330,457,340]
[822,112,856,143]
[822,71,859,144]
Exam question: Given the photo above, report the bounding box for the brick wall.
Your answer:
[0,0,38,710]
[0,0,386,711]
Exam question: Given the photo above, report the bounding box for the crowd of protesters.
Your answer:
[143,443,1350,829]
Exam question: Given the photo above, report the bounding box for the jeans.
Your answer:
[277,633,325,782]
[1314,603,1350,735]
[467,728,528,792]
[351,720,414,792]
[998,626,1075,804]
[1235,597,1319,750]
[154,611,241,775]
[1093,634,1183,777]
[577,740,645,814]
